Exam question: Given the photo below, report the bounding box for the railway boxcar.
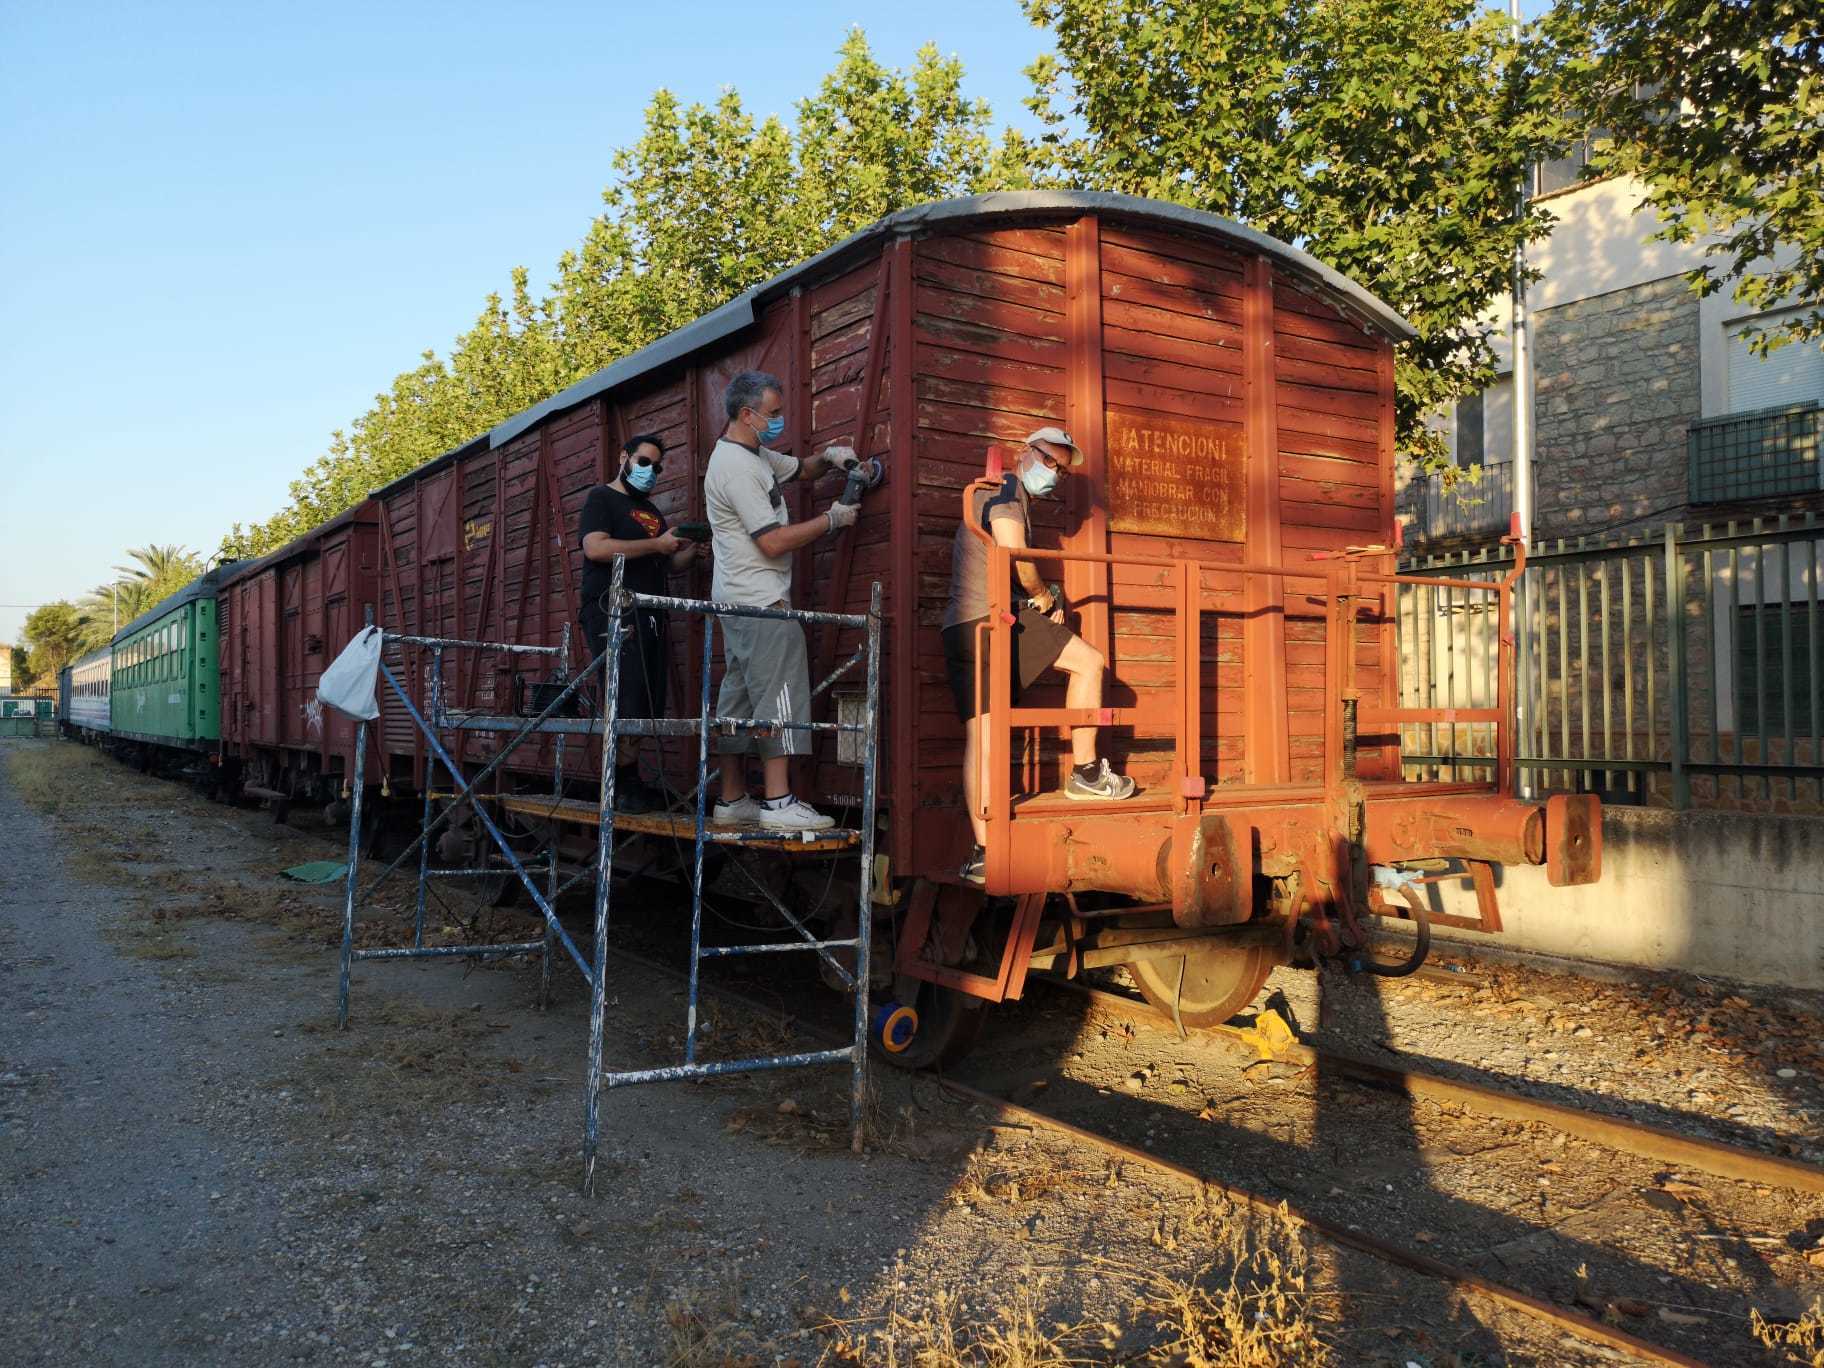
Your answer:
[356,190,1598,1046]
[217,501,382,812]
[62,646,112,742]
[110,567,226,772]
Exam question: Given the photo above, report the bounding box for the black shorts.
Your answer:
[942,609,1074,722]
[579,607,668,720]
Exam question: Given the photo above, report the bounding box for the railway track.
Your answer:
[1033,973,1824,1196]
[601,944,1790,1368]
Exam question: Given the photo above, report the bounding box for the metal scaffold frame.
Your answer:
[334,558,884,1190]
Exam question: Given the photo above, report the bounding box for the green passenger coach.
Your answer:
[110,566,226,760]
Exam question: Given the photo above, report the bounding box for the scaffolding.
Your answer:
[334,558,883,1189]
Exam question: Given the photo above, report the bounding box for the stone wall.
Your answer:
[1402,806,1824,990]
[1532,274,1701,541]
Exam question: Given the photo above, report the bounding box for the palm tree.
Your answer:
[115,544,193,584]
[76,545,202,646]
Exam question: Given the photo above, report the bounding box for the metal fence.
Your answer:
[1398,462,1516,546]
[1397,513,1824,811]
[1689,402,1820,505]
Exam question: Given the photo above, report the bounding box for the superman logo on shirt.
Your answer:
[631,509,663,537]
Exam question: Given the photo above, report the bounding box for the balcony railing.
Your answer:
[1689,402,1821,506]
[1399,462,1515,546]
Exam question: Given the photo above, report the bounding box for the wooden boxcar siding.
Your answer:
[366,209,1399,876]
[371,259,894,796]
[896,218,1400,862]
[220,510,380,786]
[1271,279,1399,782]
[225,572,281,748]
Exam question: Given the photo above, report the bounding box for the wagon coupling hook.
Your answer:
[1346,882,1430,979]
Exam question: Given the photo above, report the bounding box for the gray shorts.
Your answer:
[715,611,810,758]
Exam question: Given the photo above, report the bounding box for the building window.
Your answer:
[1456,391,1485,468]
[1735,603,1818,734]
[1727,311,1824,414]
[1482,374,1514,470]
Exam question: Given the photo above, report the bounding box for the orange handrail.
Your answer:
[958,479,1524,887]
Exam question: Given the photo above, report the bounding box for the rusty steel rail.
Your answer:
[605,944,1714,1368]
[1042,975,1824,1196]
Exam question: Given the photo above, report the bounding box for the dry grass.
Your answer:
[116,935,200,962]
[816,1278,1105,1367]
[949,1146,1110,1210]
[662,1286,776,1367]
[1127,1203,1332,1368]
[280,994,540,1132]
[5,741,77,814]
[1755,1299,1824,1367]
[807,1202,1331,1367]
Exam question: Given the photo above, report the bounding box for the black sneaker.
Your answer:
[959,844,985,886]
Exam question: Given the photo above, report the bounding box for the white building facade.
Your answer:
[1403,170,1822,548]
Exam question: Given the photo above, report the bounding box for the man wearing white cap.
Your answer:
[941,427,1136,886]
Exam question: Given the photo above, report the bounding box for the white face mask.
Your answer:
[1020,450,1060,497]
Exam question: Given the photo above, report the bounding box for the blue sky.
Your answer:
[0,0,1049,645]
[0,1,1553,649]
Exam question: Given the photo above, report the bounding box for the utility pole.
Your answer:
[1510,0,1537,798]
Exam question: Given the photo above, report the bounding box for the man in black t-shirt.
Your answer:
[579,432,702,812]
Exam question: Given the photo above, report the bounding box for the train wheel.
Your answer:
[874,981,985,1071]
[1128,943,1275,1030]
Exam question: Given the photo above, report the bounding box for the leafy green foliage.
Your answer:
[224,31,1030,558]
[21,601,88,685]
[75,544,205,651]
[1546,0,1824,353]
[1021,0,1569,462]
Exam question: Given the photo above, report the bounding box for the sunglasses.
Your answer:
[627,453,664,472]
[1029,444,1066,473]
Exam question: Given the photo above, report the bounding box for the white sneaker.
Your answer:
[712,795,762,826]
[756,796,836,832]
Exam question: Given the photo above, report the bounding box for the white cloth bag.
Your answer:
[317,626,383,721]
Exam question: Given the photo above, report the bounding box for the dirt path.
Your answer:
[0,746,291,1363]
[4,738,1816,1366]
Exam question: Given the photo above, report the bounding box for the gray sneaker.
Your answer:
[712,794,762,826]
[1064,759,1137,801]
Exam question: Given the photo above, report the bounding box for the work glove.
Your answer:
[825,500,859,533]
[822,443,860,473]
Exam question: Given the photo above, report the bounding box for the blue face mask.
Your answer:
[1020,455,1060,498]
[753,411,786,444]
[625,462,657,494]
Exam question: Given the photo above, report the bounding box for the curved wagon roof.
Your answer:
[112,565,231,646]
[487,190,1416,449]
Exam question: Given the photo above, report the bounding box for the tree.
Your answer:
[227,30,1033,557]
[74,545,205,650]
[21,601,86,685]
[1545,0,1823,352]
[1020,0,1570,460]
[116,544,193,586]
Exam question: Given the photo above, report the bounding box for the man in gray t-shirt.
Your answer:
[704,369,860,833]
[941,427,1136,886]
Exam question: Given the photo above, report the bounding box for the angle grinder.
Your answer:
[836,456,885,506]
